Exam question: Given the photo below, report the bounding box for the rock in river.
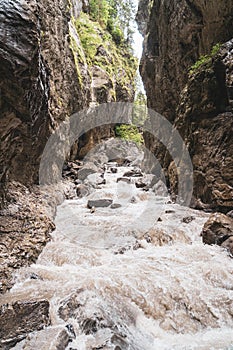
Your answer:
[87,199,113,209]
[201,213,233,250]
[0,299,50,348]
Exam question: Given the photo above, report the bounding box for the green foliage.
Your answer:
[107,19,124,45]
[89,0,135,47]
[117,0,136,45]
[189,43,221,75]
[190,54,210,72]
[132,92,147,126]
[74,12,137,94]
[69,34,85,86]
[211,43,221,55]
[74,13,103,61]
[89,0,110,27]
[115,124,144,144]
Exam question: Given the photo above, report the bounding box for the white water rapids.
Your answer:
[3,163,233,350]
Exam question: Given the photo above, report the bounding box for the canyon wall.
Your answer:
[0,0,88,205]
[138,0,233,211]
[0,0,136,204]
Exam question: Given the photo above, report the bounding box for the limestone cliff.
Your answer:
[0,0,137,292]
[137,0,233,211]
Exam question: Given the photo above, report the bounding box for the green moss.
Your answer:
[109,88,117,101]
[211,43,221,55]
[69,34,85,87]
[115,124,144,145]
[74,13,104,63]
[189,43,221,75]
[66,0,72,13]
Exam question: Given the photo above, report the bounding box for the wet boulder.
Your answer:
[110,203,122,209]
[14,326,74,350]
[110,167,118,173]
[182,216,195,224]
[227,210,233,218]
[221,236,233,256]
[87,199,113,208]
[135,174,156,190]
[62,162,82,180]
[58,289,132,349]
[78,162,99,181]
[0,300,50,348]
[76,184,91,198]
[85,173,106,187]
[135,180,147,188]
[152,180,168,196]
[116,178,131,184]
[201,213,233,250]
[123,169,143,177]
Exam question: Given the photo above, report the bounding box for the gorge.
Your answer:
[0,0,233,349]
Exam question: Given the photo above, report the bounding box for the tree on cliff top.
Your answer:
[89,0,136,46]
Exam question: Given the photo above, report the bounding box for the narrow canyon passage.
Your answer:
[0,0,233,349]
[1,143,233,350]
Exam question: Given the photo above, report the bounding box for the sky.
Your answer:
[133,27,143,59]
[131,0,145,93]
[132,0,143,59]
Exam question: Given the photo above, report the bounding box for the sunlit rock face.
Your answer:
[137,0,233,211]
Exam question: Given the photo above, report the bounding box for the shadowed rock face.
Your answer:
[0,0,89,293]
[137,0,233,211]
[0,0,89,205]
[173,42,233,211]
[138,0,233,120]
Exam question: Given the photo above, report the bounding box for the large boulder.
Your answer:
[0,300,50,348]
[13,326,74,350]
[78,162,99,181]
[87,199,113,209]
[201,213,233,254]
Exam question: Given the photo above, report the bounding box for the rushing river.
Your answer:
[3,162,233,350]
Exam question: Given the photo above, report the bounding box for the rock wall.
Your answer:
[137,0,233,211]
[138,0,233,120]
[70,11,136,159]
[0,0,88,205]
[0,0,136,204]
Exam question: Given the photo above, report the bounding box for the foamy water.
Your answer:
[4,165,233,349]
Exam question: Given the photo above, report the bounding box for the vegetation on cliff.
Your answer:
[115,124,144,144]
[189,43,221,75]
[69,1,138,102]
[114,92,147,145]
[89,0,136,45]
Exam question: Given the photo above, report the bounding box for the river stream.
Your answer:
[2,162,233,350]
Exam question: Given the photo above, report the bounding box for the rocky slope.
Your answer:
[137,0,233,212]
[0,0,137,292]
